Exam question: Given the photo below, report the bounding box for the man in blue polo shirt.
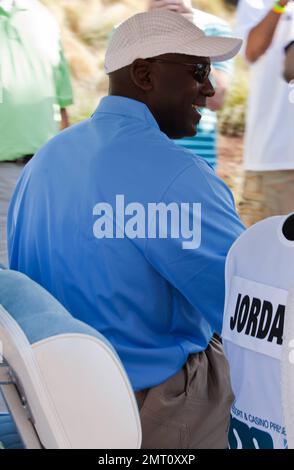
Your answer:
[0,0,73,266]
[8,11,243,448]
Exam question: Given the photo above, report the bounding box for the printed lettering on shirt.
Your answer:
[222,276,288,359]
[229,416,275,449]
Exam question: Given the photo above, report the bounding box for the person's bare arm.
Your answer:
[60,108,70,130]
[148,0,193,14]
[284,41,294,82]
[245,0,290,63]
[206,68,231,111]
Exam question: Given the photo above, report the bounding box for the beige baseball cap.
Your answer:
[104,10,242,74]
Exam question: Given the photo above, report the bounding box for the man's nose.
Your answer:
[200,78,215,98]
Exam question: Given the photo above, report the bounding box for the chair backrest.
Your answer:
[0,269,141,449]
[222,214,294,449]
[282,282,294,449]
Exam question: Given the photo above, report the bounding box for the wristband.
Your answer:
[272,1,287,14]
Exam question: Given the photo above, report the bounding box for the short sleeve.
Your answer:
[235,0,273,55]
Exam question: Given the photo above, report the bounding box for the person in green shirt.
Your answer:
[0,0,73,266]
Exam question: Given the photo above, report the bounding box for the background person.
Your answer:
[0,0,73,266]
[236,0,294,227]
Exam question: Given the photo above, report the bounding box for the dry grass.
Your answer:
[41,0,246,130]
[41,1,149,122]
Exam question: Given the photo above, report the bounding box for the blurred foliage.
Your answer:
[219,57,248,136]
[41,0,247,135]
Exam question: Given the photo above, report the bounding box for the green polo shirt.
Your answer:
[0,0,73,161]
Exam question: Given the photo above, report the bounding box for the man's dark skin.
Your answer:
[109,53,215,139]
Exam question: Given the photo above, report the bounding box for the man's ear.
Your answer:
[130,59,153,91]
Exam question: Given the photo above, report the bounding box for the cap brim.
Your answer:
[105,27,243,73]
[182,36,243,62]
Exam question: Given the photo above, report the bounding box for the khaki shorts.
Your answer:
[238,170,294,227]
[135,336,234,449]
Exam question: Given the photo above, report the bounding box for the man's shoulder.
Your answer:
[33,119,90,161]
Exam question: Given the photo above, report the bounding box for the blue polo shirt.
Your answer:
[8,96,244,391]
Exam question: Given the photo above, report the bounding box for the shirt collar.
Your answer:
[93,96,160,131]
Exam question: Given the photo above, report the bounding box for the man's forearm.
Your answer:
[60,108,70,130]
[284,42,294,82]
[246,0,289,63]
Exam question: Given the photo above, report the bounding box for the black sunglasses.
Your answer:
[147,59,211,84]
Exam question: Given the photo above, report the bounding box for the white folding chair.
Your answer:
[0,269,141,449]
